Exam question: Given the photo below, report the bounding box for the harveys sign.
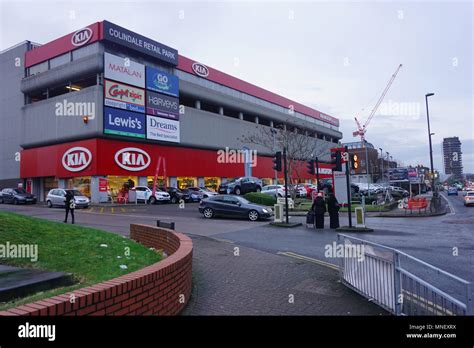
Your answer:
[114,147,151,171]
[71,27,93,47]
[192,62,209,78]
[62,147,92,172]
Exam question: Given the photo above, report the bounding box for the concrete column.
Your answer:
[169,177,177,188]
[219,107,224,115]
[238,112,243,120]
[255,116,259,124]
[90,176,106,203]
[197,177,205,187]
[138,176,148,186]
[58,179,66,189]
[195,100,201,110]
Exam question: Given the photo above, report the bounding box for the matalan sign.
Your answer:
[71,28,93,47]
[62,147,92,172]
[114,147,151,171]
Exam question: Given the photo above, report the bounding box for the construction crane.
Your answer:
[353,64,403,145]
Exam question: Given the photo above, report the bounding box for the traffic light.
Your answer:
[331,150,342,172]
[307,159,315,175]
[351,154,359,170]
[273,151,282,172]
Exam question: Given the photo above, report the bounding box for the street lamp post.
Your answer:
[379,148,384,183]
[425,93,436,197]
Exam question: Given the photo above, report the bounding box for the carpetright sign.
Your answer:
[104,79,145,113]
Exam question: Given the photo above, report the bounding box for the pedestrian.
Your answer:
[327,194,340,229]
[64,190,75,224]
[312,192,326,229]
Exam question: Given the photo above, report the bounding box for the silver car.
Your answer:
[46,188,90,208]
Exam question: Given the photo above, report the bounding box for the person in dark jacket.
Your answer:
[64,190,75,224]
[311,193,326,229]
[327,194,340,229]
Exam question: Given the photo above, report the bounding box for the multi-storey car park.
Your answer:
[0,21,342,203]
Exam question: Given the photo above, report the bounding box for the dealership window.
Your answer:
[43,177,58,200]
[72,42,99,60]
[261,178,273,186]
[107,176,137,202]
[49,52,71,69]
[27,61,48,76]
[66,176,91,197]
[146,176,169,188]
[177,177,197,189]
[203,177,220,191]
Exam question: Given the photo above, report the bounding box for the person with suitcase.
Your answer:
[306,209,315,228]
[312,192,326,229]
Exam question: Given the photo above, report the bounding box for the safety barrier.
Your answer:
[337,234,472,316]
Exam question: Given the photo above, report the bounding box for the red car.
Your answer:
[301,184,317,198]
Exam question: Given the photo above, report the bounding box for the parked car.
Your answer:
[131,186,170,204]
[199,195,272,221]
[389,186,409,197]
[463,191,474,206]
[0,188,37,205]
[160,186,189,204]
[447,187,458,196]
[46,189,89,208]
[188,186,218,198]
[181,188,204,202]
[293,185,308,198]
[218,177,262,195]
[261,185,286,198]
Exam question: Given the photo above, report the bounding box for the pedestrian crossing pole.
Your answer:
[283,146,289,224]
[345,145,353,227]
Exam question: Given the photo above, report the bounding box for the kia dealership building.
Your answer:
[0,21,342,203]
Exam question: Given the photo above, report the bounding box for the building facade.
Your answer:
[0,21,341,202]
[442,137,463,178]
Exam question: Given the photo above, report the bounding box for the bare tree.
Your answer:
[239,119,329,185]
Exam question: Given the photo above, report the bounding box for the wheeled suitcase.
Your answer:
[306,211,315,228]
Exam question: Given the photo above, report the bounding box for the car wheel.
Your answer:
[171,196,178,204]
[234,187,241,195]
[256,187,261,193]
[248,210,259,221]
[149,196,156,204]
[203,207,214,219]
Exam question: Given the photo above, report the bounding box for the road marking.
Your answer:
[111,207,115,214]
[100,207,104,214]
[121,208,126,213]
[440,194,455,215]
[277,251,339,271]
[402,289,455,316]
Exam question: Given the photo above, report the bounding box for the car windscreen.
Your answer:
[14,189,27,194]
[68,190,83,196]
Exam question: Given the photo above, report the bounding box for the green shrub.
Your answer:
[243,192,277,206]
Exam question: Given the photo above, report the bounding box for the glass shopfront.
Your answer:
[261,178,273,186]
[66,176,91,197]
[43,177,58,200]
[107,176,137,202]
[203,177,220,191]
[147,176,168,188]
[177,177,196,189]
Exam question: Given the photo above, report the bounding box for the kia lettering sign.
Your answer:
[104,107,146,138]
[103,21,178,66]
[146,115,180,143]
[115,147,151,171]
[146,90,179,120]
[104,52,145,88]
[62,147,92,172]
[145,66,179,97]
[104,79,145,113]
[192,62,209,77]
[71,27,93,47]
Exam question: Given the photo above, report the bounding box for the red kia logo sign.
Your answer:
[71,28,93,47]
[192,62,209,77]
[115,147,151,171]
[62,147,92,172]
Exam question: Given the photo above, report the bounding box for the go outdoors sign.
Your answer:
[103,21,178,66]
[145,66,179,97]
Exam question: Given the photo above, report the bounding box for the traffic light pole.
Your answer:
[345,146,353,228]
[283,146,289,224]
[315,157,320,189]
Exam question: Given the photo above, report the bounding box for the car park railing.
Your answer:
[337,234,473,316]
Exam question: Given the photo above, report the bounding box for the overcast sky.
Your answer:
[1,0,472,173]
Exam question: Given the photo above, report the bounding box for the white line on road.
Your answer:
[440,193,455,215]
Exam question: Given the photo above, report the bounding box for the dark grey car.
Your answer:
[198,195,272,221]
[0,188,37,204]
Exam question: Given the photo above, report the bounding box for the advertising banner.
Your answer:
[104,79,145,113]
[145,66,179,97]
[388,167,408,181]
[99,178,108,192]
[407,167,420,183]
[104,52,145,88]
[103,21,178,66]
[146,90,179,120]
[104,107,146,138]
[146,115,180,143]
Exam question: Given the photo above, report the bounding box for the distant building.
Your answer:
[442,137,463,178]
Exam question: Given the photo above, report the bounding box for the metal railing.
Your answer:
[337,234,472,316]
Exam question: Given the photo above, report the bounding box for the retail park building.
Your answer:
[0,21,342,202]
